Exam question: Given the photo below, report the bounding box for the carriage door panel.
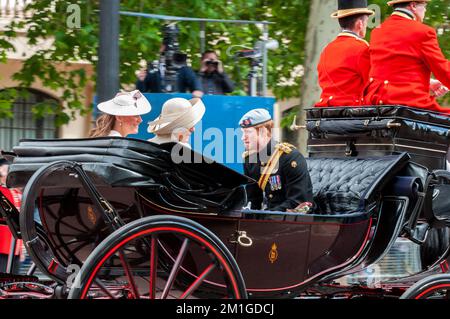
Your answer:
[305,219,372,280]
[192,217,239,256]
[235,219,311,290]
[183,216,240,285]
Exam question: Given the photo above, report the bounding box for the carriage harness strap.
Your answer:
[258,143,293,191]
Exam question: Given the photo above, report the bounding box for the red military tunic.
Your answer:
[316,32,371,107]
[364,12,450,113]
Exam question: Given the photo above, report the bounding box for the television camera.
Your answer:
[147,23,188,93]
[231,39,279,96]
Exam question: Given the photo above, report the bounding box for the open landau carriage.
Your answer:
[2,105,450,299]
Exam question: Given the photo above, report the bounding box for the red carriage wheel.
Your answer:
[68,215,247,299]
[400,274,450,299]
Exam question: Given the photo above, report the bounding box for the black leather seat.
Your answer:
[306,154,409,215]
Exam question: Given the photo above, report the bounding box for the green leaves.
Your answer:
[0,0,311,126]
[0,0,447,127]
[0,89,17,118]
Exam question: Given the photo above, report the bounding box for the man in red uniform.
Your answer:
[364,0,450,112]
[316,0,374,107]
[0,159,22,273]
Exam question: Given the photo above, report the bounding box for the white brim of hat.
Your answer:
[331,8,375,18]
[97,91,151,116]
[388,0,430,5]
[148,98,206,134]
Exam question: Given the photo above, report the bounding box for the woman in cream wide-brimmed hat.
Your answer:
[147,97,205,146]
[89,90,151,138]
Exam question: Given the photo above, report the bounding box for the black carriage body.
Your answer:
[3,136,420,298]
[307,106,450,170]
[306,105,450,294]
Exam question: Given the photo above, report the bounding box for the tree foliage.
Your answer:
[0,0,311,125]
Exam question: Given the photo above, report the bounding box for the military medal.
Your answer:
[269,175,282,191]
[269,176,276,191]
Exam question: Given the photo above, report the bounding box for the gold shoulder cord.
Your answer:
[257,143,294,190]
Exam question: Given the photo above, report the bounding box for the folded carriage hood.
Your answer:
[6,137,257,190]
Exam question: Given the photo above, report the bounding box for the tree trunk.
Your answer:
[297,0,339,155]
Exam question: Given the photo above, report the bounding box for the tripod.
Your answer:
[247,57,262,96]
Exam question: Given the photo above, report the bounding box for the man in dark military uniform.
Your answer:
[239,109,313,212]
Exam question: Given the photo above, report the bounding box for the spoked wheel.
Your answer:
[68,215,247,299]
[20,160,109,283]
[400,274,450,299]
[20,161,79,283]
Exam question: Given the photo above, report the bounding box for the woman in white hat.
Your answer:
[147,97,205,146]
[89,90,151,138]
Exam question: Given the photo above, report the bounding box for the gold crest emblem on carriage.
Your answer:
[87,205,97,225]
[269,243,278,263]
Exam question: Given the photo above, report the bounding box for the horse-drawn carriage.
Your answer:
[1,105,450,299]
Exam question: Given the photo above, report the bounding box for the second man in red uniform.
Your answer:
[364,0,450,112]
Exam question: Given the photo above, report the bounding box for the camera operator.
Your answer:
[136,24,203,98]
[198,50,234,95]
[136,45,203,98]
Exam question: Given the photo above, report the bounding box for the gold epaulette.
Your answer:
[276,142,296,154]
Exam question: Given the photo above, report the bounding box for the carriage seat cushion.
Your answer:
[306,156,406,215]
